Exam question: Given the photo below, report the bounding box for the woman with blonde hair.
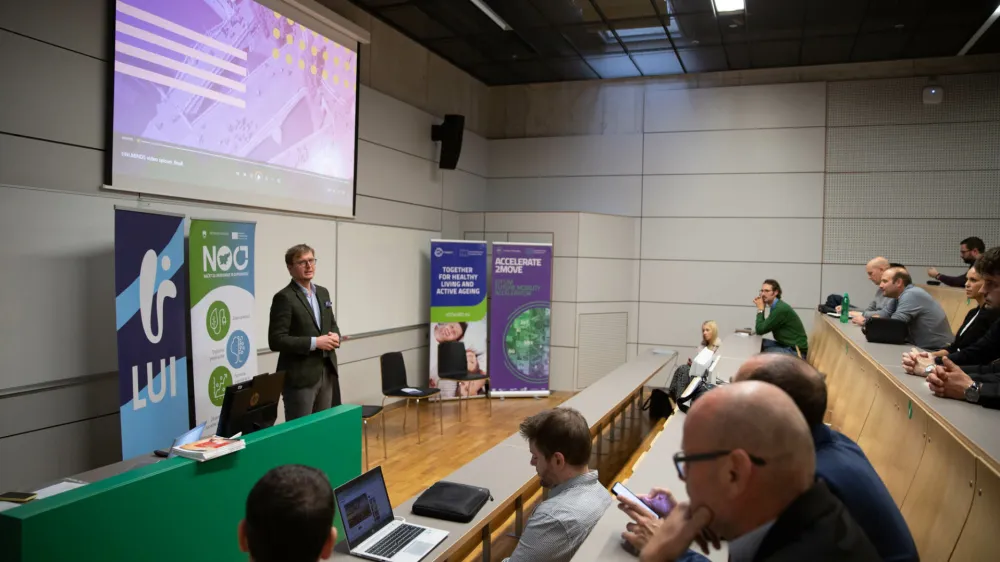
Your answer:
[670,320,722,401]
[699,320,722,353]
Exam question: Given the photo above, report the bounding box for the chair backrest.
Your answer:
[380,352,408,393]
[438,341,468,377]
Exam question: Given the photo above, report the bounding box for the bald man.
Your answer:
[838,256,893,326]
[636,382,879,562]
[735,355,917,562]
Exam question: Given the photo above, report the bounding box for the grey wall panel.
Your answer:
[823,219,1000,265]
[0,134,105,194]
[641,218,823,263]
[642,173,824,218]
[338,346,428,407]
[643,128,826,175]
[443,169,486,212]
[358,86,438,161]
[486,176,642,216]
[826,122,1000,173]
[639,302,815,347]
[356,140,443,208]
[0,31,106,148]
[0,0,109,59]
[827,74,1000,127]
[354,195,442,232]
[640,261,822,309]
[488,134,643,178]
[645,82,826,132]
[821,265,886,310]
[441,210,461,239]
[825,171,1000,218]
[0,414,121,491]
[0,374,117,439]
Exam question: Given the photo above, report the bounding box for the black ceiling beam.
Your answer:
[847,0,873,62]
[647,0,688,73]
[522,0,602,80]
[585,0,646,77]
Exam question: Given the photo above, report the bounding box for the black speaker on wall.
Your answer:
[431,114,465,170]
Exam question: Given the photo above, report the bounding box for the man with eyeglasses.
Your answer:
[625,382,879,562]
[268,244,342,421]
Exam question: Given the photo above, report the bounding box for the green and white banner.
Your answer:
[188,219,257,431]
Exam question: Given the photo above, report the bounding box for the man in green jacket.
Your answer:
[754,279,809,359]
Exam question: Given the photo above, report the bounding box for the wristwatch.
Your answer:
[923,364,936,376]
[965,382,982,404]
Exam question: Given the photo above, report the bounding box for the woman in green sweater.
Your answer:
[754,279,809,358]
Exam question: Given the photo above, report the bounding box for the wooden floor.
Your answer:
[362,392,657,562]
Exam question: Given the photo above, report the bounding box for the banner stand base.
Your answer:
[491,390,551,400]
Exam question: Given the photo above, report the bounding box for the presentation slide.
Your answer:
[109,0,358,218]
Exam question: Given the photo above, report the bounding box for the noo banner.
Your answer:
[189,219,257,430]
[489,243,553,397]
[114,208,190,459]
[430,240,488,399]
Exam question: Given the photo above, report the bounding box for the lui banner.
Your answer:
[429,240,488,399]
[188,219,257,431]
[489,243,553,398]
[114,208,191,458]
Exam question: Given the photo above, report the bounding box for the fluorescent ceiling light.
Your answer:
[469,0,511,31]
[713,0,745,13]
[958,1,1000,55]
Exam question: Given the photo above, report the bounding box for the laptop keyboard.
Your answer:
[368,524,424,559]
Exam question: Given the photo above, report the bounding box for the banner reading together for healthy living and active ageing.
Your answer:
[188,219,258,431]
[489,243,553,398]
[114,208,191,458]
[430,240,489,400]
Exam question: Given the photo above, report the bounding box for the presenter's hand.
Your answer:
[928,267,940,279]
[330,333,341,348]
[316,334,337,351]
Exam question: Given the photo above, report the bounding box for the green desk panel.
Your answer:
[0,405,361,562]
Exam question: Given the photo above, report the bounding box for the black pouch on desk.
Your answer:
[412,481,491,523]
[863,317,909,345]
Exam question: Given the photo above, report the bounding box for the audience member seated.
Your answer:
[837,256,892,324]
[902,262,999,375]
[754,279,809,358]
[504,407,612,562]
[669,321,723,401]
[238,464,337,562]
[624,382,879,562]
[734,354,918,562]
[926,247,1000,410]
[873,267,953,351]
[927,236,985,287]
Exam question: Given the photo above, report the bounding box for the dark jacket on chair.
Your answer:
[268,281,340,389]
[751,481,881,562]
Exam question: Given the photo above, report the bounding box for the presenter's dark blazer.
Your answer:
[268,281,340,389]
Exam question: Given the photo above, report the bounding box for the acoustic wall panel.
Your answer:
[0,134,104,195]
[825,171,1000,218]
[576,259,640,303]
[359,86,439,161]
[641,218,823,263]
[354,196,442,232]
[644,82,826,132]
[551,302,578,348]
[485,212,580,256]
[0,0,108,58]
[489,134,643,178]
[643,128,826,175]
[356,140,443,208]
[576,312,628,389]
[639,302,815,347]
[642,173,824,218]
[827,74,1000,127]
[823,219,1000,265]
[578,301,639,344]
[640,261,822,309]
[826,122,1000,173]
[578,214,640,259]
[550,346,577,392]
[443,169,487,213]
[486,176,642,216]
[552,258,579,303]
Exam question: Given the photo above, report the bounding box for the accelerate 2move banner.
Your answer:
[489,242,553,398]
[430,240,488,399]
[114,208,190,458]
[189,218,257,431]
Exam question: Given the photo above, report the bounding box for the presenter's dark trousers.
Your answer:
[283,361,342,421]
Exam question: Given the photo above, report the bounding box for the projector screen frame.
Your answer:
[102,0,360,220]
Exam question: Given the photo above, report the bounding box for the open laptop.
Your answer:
[334,466,447,562]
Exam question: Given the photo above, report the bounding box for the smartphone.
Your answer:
[611,482,662,518]
[0,491,37,503]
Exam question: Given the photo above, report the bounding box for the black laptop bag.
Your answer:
[411,481,492,523]
[863,317,909,345]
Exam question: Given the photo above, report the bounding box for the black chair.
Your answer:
[380,351,442,443]
[437,341,491,421]
[360,405,385,470]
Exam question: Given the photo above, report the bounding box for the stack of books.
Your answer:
[171,436,245,462]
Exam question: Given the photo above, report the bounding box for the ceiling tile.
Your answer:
[970,19,1000,55]
[851,31,910,62]
[724,43,751,69]
[665,0,715,15]
[905,28,976,58]
[464,31,538,61]
[860,0,931,34]
[584,54,642,78]
[631,49,685,75]
[611,17,674,52]
[593,0,658,20]
[354,0,409,7]
[470,62,522,85]
[749,39,801,68]
[561,22,626,54]
[484,0,550,28]
[426,37,489,67]
[677,45,729,72]
[516,26,580,57]
[547,57,602,80]
[508,58,561,82]
[530,0,603,25]
[747,0,806,42]
[670,13,723,47]
[803,0,867,37]
[379,5,453,40]
[417,0,506,35]
[800,35,854,66]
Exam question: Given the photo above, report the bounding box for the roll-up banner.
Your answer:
[489,243,553,398]
[188,219,257,431]
[114,207,191,459]
[429,240,489,400]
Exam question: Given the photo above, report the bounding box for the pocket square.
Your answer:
[324,300,333,308]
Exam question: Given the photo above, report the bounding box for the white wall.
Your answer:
[0,1,486,491]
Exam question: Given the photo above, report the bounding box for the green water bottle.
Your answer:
[840,293,850,323]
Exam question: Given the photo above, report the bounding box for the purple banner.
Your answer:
[489,243,553,394]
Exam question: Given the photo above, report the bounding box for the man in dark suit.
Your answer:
[268,244,341,421]
[631,382,880,562]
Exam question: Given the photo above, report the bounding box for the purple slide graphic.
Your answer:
[112,0,357,184]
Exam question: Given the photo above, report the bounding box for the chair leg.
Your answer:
[403,398,409,432]
[438,394,444,435]
[457,391,463,422]
[381,412,387,460]
[487,378,492,417]
[363,419,369,471]
[416,398,422,444]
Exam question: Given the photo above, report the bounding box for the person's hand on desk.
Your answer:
[753,296,765,312]
[637,502,716,562]
[927,358,974,400]
[927,267,940,279]
[902,349,933,376]
[850,314,866,326]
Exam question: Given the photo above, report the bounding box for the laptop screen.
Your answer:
[334,467,394,548]
[167,423,206,458]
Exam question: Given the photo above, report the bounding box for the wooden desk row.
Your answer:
[808,313,1000,562]
[919,283,978,334]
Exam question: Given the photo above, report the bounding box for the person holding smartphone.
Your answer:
[617,487,716,561]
